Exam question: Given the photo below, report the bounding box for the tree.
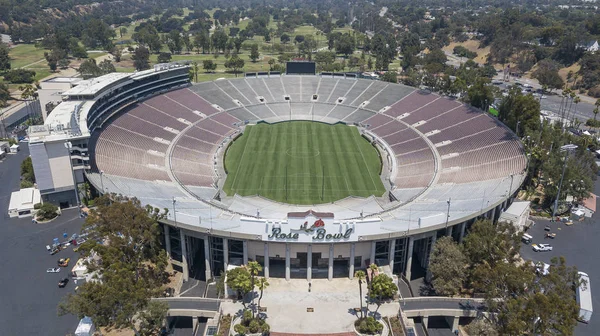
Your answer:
[280,33,290,44]
[58,58,70,69]
[334,33,355,57]
[250,44,260,62]
[380,71,398,83]
[294,35,305,44]
[193,32,210,54]
[78,59,103,79]
[203,60,217,73]
[532,59,564,91]
[226,267,253,306]
[462,219,520,269]
[497,86,541,136]
[37,203,58,220]
[211,29,229,53]
[224,56,244,76]
[368,274,397,312]
[157,52,172,63]
[119,27,128,38]
[110,47,122,63]
[0,81,9,107]
[4,69,35,83]
[257,277,269,308]
[466,78,494,112]
[247,261,262,316]
[59,195,169,335]
[137,300,168,336]
[98,59,115,74]
[429,236,467,296]
[0,42,10,72]
[132,46,151,71]
[354,270,366,318]
[166,30,183,54]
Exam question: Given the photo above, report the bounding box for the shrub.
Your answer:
[33,203,42,210]
[586,119,600,127]
[37,203,58,220]
[248,320,260,333]
[234,324,247,335]
[242,309,252,324]
[20,180,34,188]
[355,317,383,335]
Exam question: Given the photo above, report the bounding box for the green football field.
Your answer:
[223,121,386,205]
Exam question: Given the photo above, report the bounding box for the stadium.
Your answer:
[28,63,527,283]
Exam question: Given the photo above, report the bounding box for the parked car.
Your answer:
[532,243,553,252]
[58,258,71,267]
[46,267,61,273]
[58,278,69,288]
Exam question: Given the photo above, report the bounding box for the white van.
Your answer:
[522,233,533,244]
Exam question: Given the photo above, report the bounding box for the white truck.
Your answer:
[576,271,593,323]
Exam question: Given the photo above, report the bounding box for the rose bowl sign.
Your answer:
[264,210,355,242]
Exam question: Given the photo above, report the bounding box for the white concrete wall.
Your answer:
[269,243,286,257]
[334,243,351,258]
[247,241,264,259]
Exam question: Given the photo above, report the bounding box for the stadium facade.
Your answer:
[28,64,527,283]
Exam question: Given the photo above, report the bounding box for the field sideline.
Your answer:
[223,121,386,205]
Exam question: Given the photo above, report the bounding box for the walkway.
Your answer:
[221,278,399,334]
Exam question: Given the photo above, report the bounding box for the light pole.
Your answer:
[100,170,105,195]
[445,198,451,234]
[172,197,177,224]
[515,120,521,138]
[552,144,578,221]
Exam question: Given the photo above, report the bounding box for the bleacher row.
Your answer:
[91,76,526,193]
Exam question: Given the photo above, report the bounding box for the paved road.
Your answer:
[158,298,220,312]
[520,180,600,336]
[0,146,86,336]
[492,79,597,122]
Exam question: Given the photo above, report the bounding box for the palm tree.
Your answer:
[247,261,262,317]
[257,277,269,308]
[572,96,581,127]
[355,270,366,319]
[594,107,599,123]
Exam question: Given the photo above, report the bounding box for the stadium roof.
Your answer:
[63,73,130,96]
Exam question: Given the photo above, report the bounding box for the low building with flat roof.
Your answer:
[8,187,41,218]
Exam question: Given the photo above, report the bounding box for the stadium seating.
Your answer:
[91,75,527,208]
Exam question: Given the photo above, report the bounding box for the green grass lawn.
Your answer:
[9,44,49,68]
[223,121,385,204]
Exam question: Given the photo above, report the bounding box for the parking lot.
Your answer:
[0,147,85,335]
[520,182,600,335]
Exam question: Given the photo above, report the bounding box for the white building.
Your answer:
[38,77,82,121]
[8,187,41,218]
[498,201,531,230]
